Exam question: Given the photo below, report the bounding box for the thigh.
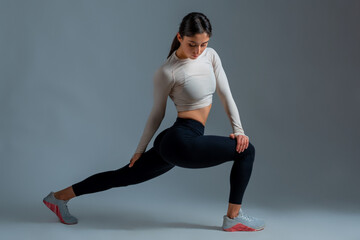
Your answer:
[115,147,175,185]
[170,134,250,169]
[71,137,176,196]
[190,135,256,166]
[188,135,238,168]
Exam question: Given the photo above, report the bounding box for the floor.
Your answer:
[0,193,359,240]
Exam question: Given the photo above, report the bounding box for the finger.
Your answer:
[239,137,245,152]
[236,136,241,152]
[241,137,246,152]
[239,136,245,152]
[240,137,244,152]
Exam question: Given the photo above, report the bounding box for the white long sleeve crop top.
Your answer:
[134,47,245,154]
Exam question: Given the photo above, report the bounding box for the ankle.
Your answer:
[227,202,241,218]
[227,212,239,219]
[54,192,68,201]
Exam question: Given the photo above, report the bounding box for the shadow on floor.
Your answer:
[2,204,223,231]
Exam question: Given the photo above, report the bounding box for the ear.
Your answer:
[176,32,182,42]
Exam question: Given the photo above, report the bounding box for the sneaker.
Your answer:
[43,191,78,225]
[222,208,265,232]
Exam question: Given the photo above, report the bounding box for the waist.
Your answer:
[177,104,211,125]
[172,117,205,135]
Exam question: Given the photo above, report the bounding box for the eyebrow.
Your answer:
[188,40,209,44]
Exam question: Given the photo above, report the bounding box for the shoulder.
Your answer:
[206,47,222,64]
[153,63,174,85]
[206,46,215,54]
[155,63,172,78]
[206,47,220,56]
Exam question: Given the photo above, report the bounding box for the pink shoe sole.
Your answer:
[223,222,264,232]
[43,200,75,225]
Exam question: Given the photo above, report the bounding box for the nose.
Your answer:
[195,46,201,55]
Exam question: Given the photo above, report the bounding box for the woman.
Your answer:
[43,12,265,232]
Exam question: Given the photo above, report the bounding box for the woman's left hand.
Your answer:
[229,134,249,153]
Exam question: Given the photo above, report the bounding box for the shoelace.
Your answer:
[238,210,256,222]
[60,199,71,216]
[52,193,73,217]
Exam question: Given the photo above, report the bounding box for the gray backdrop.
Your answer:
[1,0,359,213]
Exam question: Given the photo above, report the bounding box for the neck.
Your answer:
[175,49,187,59]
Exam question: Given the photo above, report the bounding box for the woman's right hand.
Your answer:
[129,152,142,168]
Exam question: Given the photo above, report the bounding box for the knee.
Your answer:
[246,142,255,158]
[235,141,255,163]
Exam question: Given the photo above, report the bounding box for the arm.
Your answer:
[134,67,174,154]
[211,48,246,136]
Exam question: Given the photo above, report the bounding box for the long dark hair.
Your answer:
[167,12,212,59]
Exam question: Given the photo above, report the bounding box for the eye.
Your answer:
[189,44,208,47]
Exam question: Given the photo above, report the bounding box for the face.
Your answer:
[176,32,210,59]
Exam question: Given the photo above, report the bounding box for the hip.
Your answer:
[153,117,205,156]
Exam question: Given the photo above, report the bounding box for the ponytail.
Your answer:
[167,34,181,59]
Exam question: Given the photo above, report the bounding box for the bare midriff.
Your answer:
[177,104,212,127]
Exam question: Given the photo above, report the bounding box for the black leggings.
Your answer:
[72,117,255,204]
